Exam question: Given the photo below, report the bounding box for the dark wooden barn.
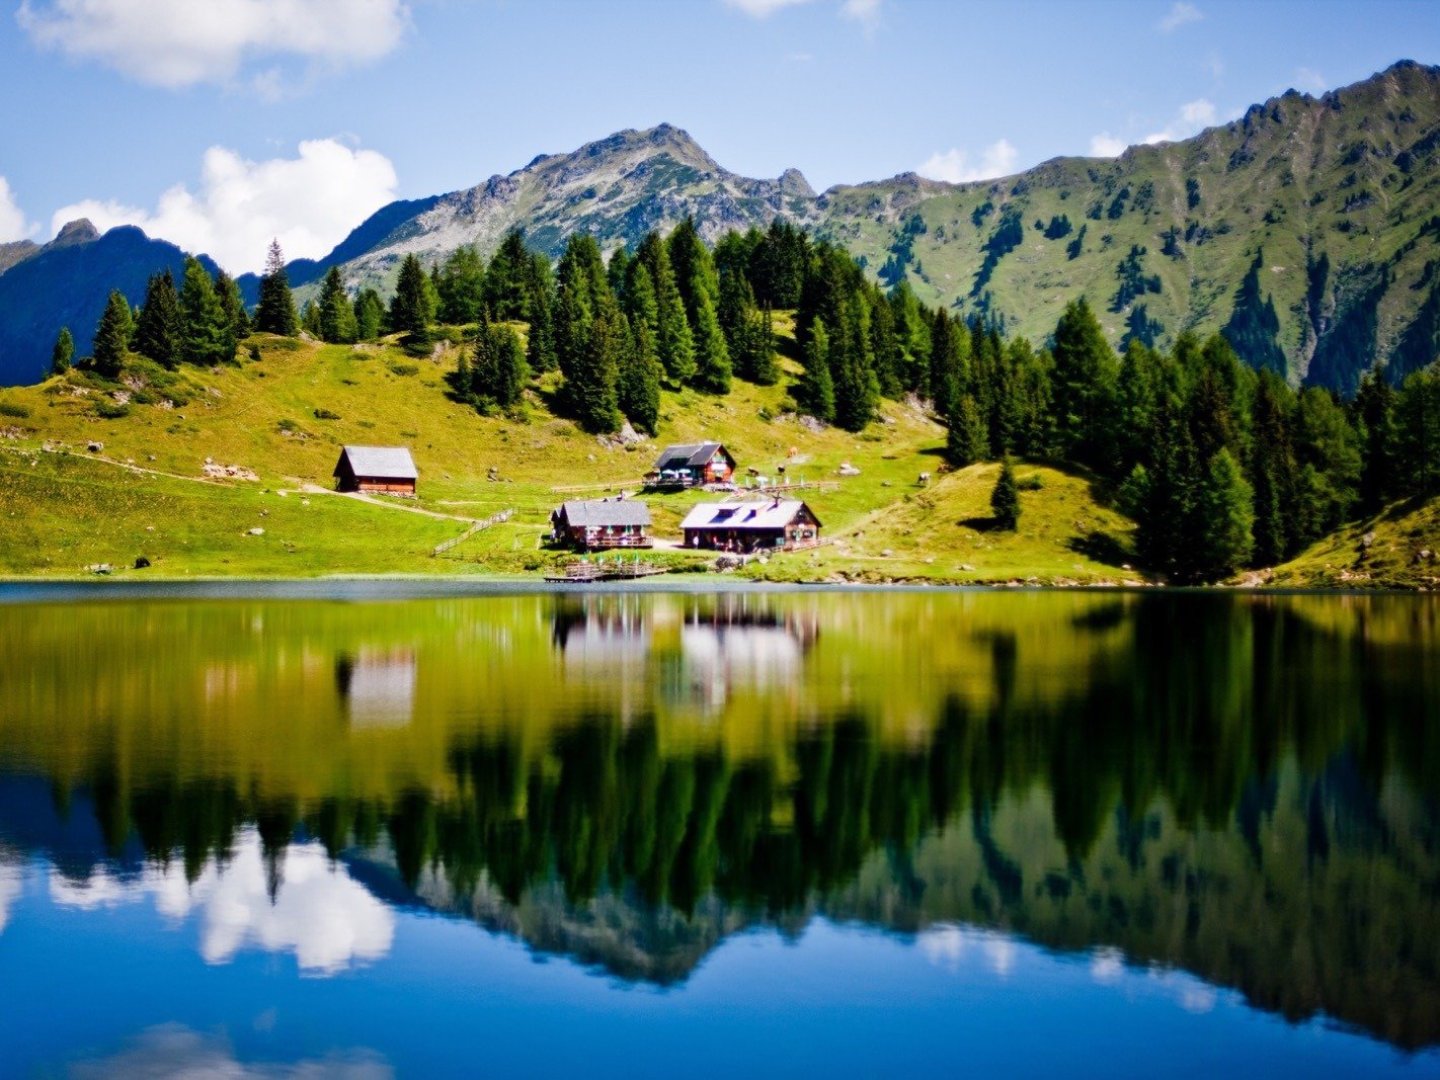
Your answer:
[550,498,653,551]
[333,446,419,495]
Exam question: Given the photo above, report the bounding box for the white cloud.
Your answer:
[48,832,395,975]
[1157,1,1202,32]
[840,0,882,30]
[16,0,411,90]
[1142,97,1219,144]
[724,0,814,16]
[0,176,37,242]
[917,924,1019,977]
[917,139,1019,184]
[49,139,398,275]
[0,860,23,934]
[71,1025,392,1080]
[1090,945,1125,983]
[1089,132,1129,158]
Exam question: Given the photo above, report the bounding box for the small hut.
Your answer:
[333,446,418,495]
[648,442,737,488]
[680,499,821,553]
[551,498,653,551]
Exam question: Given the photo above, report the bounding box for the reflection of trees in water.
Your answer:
[13,595,1440,1047]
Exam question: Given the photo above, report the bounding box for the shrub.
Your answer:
[95,402,130,419]
[313,407,341,421]
[0,401,31,419]
[387,360,420,377]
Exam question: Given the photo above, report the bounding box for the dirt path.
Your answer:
[286,482,481,524]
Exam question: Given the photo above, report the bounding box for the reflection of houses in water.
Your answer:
[335,649,418,729]
[674,597,820,711]
[551,597,652,677]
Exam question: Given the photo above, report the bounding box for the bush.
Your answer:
[0,401,31,419]
[313,407,342,421]
[387,360,420,377]
[1017,473,1045,491]
[95,402,131,419]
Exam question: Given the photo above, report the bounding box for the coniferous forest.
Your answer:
[59,217,1440,584]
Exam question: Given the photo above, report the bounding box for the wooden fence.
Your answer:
[431,508,514,556]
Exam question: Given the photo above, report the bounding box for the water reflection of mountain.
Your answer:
[0,593,1437,1048]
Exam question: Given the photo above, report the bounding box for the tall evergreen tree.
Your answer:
[468,320,528,411]
[1050,297,1118,470]
[618,316,663,435]
[317,267,357,344]
[798,318,835,422]
[134,269,182,368]
[354,288,386,341]
[437,246,486,325]
[255,240,298,336]
[637,232,694,384]
[179,257,233,366]
[483,229,532,320]
[1196,449,1255,580]
[690,289,732,394]
[947,394,988,466]
[50,326,73,376]
[214,269,250,348]
[1355,369,1398,511]
[390,254,435,349]
[1249,371,1298,564]
[91,290,131,378]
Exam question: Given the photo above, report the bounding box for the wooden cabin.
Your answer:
[550,498,653,551]
[680,499,821,553]
[648,442,737,488]
[333,446,419,495]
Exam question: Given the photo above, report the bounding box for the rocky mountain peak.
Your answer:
[51,219,100,247]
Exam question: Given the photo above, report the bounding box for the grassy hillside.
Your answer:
[1265,494,1440,589]
[0,326,1138,583]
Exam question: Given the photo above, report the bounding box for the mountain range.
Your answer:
[1,60,1438,389]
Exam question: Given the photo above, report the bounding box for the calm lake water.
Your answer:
[0,587,1437,1077]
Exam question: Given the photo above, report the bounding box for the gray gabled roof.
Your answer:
[653,441,730,471]
[335,445,418,480]
[557,499,651,528]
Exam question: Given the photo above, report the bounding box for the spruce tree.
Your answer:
[390,254,434,346]
[798,318,835,422]
[1196,449,1255,580]
[469,320,528,412]
[990,458,1020,530]
[214,269,250,346]
[354,288,386,341]
[571,308,622,434]
[618,316,663,436]
[690,289,732,393]
[666,217,718,327]
[947,394,988,466]
[179,257,233,366]
[50,326,74,376]
[1050,296,1118,470]
[1249,371,1298,564]
[1355,369,1398,511]
[437,245,486,325]
[134,269,182,368]
[255,240,298,336]
[638,232,694,384]
[318,267,357,344]
[483,229,531,320]
[301,300,322,338]
[525,282,557,372]
[92,290,131,378]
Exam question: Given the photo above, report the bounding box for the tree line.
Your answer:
[55,222,1440,582]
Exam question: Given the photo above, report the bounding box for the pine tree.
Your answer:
[179,257,233,366]
[666,217,718,327]
[570,308,622,434]
[618,315,663,435]
[255,240,298,336]
[50,326,74,376]
[317,267,357,344]
[1050,297,1118,470]
[134,269,182,368]
[1398,366,1440,498]
[1249,371,1298,564]
[214,269,250,346]
[483,229,531,320]
[300,300,322,338]
[437,246,486,325]
[690,289,732,393]
[91,290,131,378]
[354,289,386,341]
[798,318,835,422]
[947,394,988,466]
[389,254,434,347]
[1355,369,1398,511]
[525,281,557,372]
[469,320,527,412]
[638,233,694,384]
[1196,449,1255,580]
[990,458,1020,530]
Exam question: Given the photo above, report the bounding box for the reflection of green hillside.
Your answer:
[0,592,1437,1046]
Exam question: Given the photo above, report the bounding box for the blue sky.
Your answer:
[0,0,1436,274]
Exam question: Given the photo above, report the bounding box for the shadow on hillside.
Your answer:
[1066,529,1131,567]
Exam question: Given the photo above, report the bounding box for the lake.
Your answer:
[0,586,1437,1077]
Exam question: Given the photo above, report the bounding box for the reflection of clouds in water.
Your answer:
[337,648,418,730]
[70,1024,391,1079]
[47,832,394,974]
[0,859,22,933]
[916,924,1017,977]
[1090,945,1124,984]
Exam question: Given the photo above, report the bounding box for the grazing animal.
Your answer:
[918,472,931,486]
